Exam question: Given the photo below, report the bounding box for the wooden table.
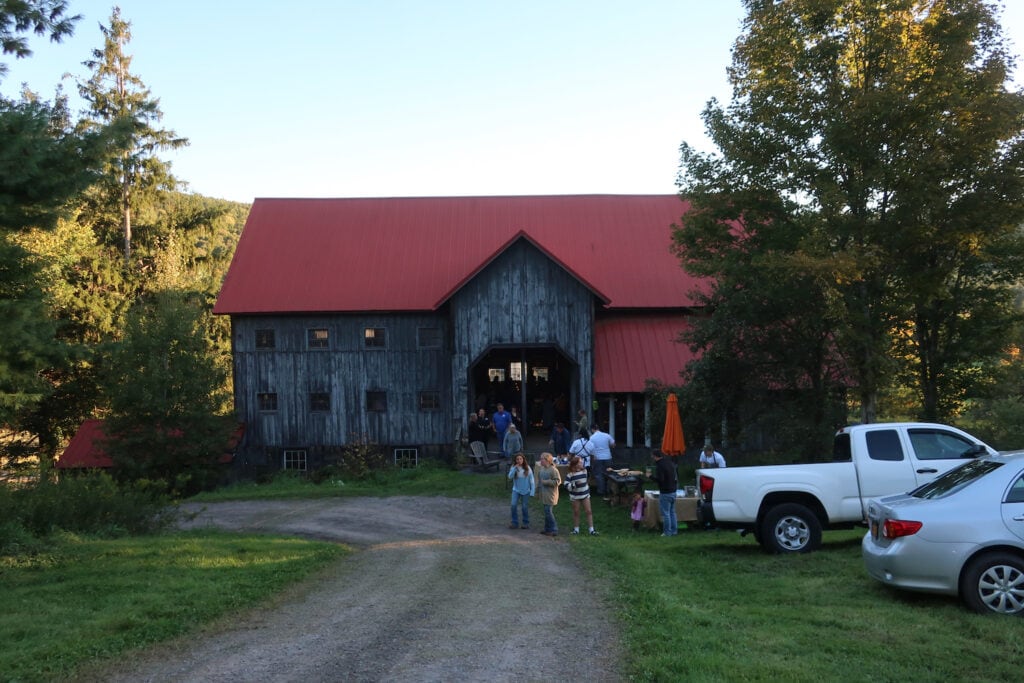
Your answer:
[640,490,699,529]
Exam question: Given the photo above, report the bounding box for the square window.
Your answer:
[394,447,418,469]
[419,390,441,411]
[366,390,387,412]
[283,449,307,471]
[257,392,278,411]
[308,328,329,349]
[310,392,330,412]
[417,327,442,348]
[364,327,386,348]
[255,329,276,349]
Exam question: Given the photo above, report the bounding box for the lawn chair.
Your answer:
[469,441,501,472]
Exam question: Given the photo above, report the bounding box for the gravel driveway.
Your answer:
[88,496,625,683]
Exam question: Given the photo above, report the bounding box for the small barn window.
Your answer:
[257,392,278,411]
[366,390,387,412]
[417,327,441,348]
[283,449,307,471]
[307,328,329,349]
[394,447,418,469]
[310,392,330,412]
[488,368,505,382]
[255,329,276,349]
[419,390,441,411]
[364,327,386,348]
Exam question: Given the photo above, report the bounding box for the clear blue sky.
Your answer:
[3,1,1023,204]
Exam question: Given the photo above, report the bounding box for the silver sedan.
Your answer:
[862,451,1024,615]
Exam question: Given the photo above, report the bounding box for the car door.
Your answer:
[1002,468,1024,543]
[905,427,983,487]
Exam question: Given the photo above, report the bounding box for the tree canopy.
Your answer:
[674,0,1024,446]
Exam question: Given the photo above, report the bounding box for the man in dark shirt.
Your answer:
[651,449,679,537]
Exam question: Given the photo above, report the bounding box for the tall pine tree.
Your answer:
[77,7,188,267]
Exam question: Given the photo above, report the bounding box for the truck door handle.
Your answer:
[916,468,938,474]
[1014,515,1024,521]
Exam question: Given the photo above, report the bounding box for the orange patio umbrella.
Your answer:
[661,393,686,456]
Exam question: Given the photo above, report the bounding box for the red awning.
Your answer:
[593,316,695,393]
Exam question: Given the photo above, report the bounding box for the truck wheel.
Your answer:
[960,552,1024,615]
[759,503,822,554]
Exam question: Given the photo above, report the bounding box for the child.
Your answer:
[630,492,647,531]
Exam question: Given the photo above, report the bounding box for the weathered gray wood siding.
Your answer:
[449,238,594,425]
[231,313,451,459]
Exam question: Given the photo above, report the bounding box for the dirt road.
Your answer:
[89,496,625,682]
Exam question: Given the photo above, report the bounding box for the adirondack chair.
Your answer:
[469,441,501,472]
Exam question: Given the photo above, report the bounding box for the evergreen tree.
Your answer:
[0,1,78,79]
[77,7,188,267]
[675,0,1024,426]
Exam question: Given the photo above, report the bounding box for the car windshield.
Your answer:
[910,459,1003,499]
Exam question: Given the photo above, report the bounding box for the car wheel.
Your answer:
[961,552,1024,615]
[759,503,822,554]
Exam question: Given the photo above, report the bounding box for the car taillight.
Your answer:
[882,519,923,539]
[699,474,714,498]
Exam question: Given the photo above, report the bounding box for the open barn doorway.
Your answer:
[469,346,575,447]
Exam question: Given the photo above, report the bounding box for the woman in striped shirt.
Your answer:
[564,455,598,536]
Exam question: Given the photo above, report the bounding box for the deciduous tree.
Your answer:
[675,0,1024,427]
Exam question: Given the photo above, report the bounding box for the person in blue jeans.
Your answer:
[492,403,513,458]
[651,448,679,536]
[536,452,562,536]
[507,453,535,529]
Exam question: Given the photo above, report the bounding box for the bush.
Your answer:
[0,473,174,554]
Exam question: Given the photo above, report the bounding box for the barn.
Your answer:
[213,194,703,472]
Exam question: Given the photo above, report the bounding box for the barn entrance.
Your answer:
[469,346,575,443]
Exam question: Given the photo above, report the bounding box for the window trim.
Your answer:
[366,390,388,412]
[418,390,441,411]
[307,328,330,349]
[310,391,331,412]
[257,392,278,411]
[417,326,442,349]
[255,328,276,349]
[364,327,387,349]
[282,448,307,471]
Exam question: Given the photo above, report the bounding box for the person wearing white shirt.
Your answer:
[699,444,727,468]
[568,435,592,469]
[587,424,615,496]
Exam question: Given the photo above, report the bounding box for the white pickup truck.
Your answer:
[696,422,996,554]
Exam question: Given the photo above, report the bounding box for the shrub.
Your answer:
[0,473,173,553]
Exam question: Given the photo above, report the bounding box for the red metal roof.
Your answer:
[214,195,703,314]
[593,316,696,393]
[56,419,112,468]
[56,420,245,469]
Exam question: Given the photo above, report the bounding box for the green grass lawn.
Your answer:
[4,466,1022,682]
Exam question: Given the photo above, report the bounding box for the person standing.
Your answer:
[587,423,615,497]
[503,423,524,460]
[536,452,562,536]
[509,405,523,433]
[699,444,727,468]
[548,422,571,458]
[564,455,597,535]
[475,408,491,449]
[507,453,534,529]
[576,409,590,439]
[492,403,512,458]
[651,449,679,536]
[567,432,592,469]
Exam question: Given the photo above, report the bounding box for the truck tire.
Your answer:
[960,552,1024,615]
[759,503,822,554]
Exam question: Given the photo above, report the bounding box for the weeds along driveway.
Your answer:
[94,496,625,683]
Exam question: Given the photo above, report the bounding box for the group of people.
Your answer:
[507,437,728,538]
[468,403,526,460]
[507,451,598,536]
